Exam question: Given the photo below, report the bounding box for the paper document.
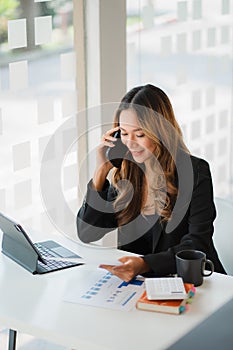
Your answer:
[63,268,145,311]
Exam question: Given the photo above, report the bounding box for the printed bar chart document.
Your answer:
[63,268,145,311]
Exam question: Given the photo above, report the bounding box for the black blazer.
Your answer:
[77,155,226,276]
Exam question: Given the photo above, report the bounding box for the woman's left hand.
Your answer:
[99,256,150,282]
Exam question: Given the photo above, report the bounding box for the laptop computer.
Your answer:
[0,212,83,274]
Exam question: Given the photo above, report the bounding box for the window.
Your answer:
[0,0,78,238]
[126,0,233,199]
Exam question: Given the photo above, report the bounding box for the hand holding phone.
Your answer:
[105,130,128,168]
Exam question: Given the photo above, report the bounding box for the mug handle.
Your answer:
[202,259,214,276]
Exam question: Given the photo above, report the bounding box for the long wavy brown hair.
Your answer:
[111,84,189,226]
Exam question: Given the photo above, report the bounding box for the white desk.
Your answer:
[1,231,233,350]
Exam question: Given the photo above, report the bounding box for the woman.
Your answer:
[77,84,226,281]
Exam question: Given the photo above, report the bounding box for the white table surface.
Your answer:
[1,230,233,350]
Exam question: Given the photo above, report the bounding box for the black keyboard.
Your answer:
[35,243,76,271]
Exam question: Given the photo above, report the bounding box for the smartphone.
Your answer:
[105,130,128,168]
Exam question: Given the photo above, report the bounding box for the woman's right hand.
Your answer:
[96,126,120,168]
[92,126,120,191]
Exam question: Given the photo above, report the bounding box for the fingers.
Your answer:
[98,263,127,274]
[99,261,135,282]
[101,140,115,148]
[118,256,132,264]
[99,264,114,270]
[99,264,131,281]
[101,127,120,146]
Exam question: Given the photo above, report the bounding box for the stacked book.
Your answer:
[136,278,196,315]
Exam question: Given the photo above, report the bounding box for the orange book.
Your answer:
[136,283,195,315]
